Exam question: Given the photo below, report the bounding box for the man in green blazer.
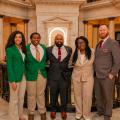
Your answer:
[25,32,47,120]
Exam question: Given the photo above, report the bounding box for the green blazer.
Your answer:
[6,45,26,83]
[25,44,47,81]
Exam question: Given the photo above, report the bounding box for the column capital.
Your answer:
[23,19,29,23]
[93,24,100,28]
[108,17,116,21]
[83,20,88,24]
[10,23,17,26]
[0,14,5,18]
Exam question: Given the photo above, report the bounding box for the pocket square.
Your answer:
[102,49,110,53]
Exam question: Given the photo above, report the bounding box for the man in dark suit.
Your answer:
[94,25,120,120]
[46,34,72,120]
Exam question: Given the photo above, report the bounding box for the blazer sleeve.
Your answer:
[89,49,95,65]
[6,48,16,83]
[110,41,120,76]
[68,47,72,59]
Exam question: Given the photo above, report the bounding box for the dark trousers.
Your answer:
[95,77,115,117]
[49,79,68,112]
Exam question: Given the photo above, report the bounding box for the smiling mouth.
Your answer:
[34,41,39,43]
[16,41,21,43]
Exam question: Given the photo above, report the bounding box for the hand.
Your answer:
[11,82,17,91]
[108,73,114,80]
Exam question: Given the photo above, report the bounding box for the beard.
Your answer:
[55,42,63,48]
[99,33,109,39]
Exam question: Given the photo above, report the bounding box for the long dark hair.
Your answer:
[5,31,26,54]
[72,36,91,64]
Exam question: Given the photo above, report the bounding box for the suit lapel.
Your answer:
[28,44,45,63]
[102,38,110,48]
[28,44,37,62]
[62,46,69,62]
[50,45,58,61]
[50,45,69,62]
[13,45,24,62]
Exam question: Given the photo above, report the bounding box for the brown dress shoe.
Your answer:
[28,114,34,120]
[40,113,46,120]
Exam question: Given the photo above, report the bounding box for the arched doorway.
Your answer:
[48,27,67,46]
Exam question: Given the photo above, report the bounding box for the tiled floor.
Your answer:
[0,97,120,120]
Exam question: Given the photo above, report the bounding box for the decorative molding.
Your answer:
[81,0,113,10]
[83,20,88,24]
[43,17,72,24]
[32,0,85,5]
[10,23,17,26]
[0,0,34,8]
[93,24,100,28]
[112,0,120,8]
[108,17,116,21]
[0,15,5,18]
[23,19,30,23]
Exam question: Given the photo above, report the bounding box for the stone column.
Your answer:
[0,15,4,60]
[79,20,85,36]
[109,17,115,39]
[23,19,29,44]
[83,20,88,38]
[10,23,17,32]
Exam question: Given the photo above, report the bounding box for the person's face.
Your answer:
[31,34,40,46]
[99,25,109,39]
[55,34,64,48]
[14,33,22,46]
[77,39,86,51]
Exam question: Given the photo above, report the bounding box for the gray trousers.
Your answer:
[95,77,115,117]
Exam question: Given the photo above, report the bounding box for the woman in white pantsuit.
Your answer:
[72,36,95,120]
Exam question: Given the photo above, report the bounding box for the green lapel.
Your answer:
[13,45,24,62]
[27,44,46,63]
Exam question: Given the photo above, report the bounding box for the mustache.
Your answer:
[55,42,63,48]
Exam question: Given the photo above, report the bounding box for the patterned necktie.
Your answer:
[35,47,40,62]
[58,47,61,63]
[99,40,103,48]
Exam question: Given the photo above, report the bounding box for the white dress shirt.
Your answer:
[19,49,25,61]
[52,45,67,62]
[30,44,44,62]
[101,36,109,46]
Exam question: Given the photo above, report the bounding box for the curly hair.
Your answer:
[5,31,26,54]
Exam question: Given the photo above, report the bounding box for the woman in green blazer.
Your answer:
[6,31,26,120]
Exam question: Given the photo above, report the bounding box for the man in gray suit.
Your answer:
[94,25,120,120]
[46,34,72,120]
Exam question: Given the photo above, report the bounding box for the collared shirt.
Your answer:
[30,44,44,62]
[52,45,67,62]
[19,49,25,61]
[101,36,109,46]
